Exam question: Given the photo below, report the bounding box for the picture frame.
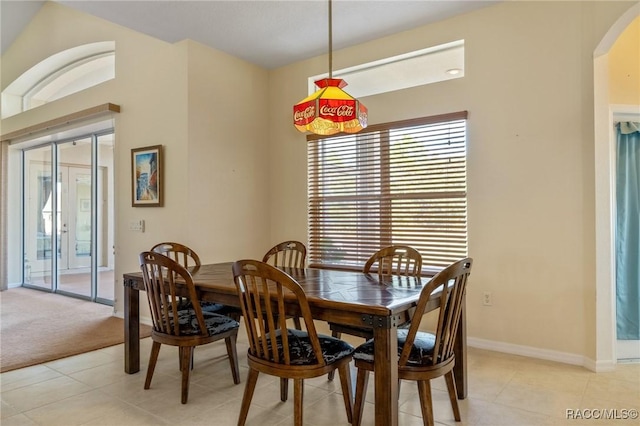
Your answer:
[131,145,163,207]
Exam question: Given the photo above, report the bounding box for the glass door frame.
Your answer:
[21,129,114,306]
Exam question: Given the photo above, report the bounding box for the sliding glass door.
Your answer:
[57,139,93,297]
[22,131,114,304]
[96,133,115,302]
[24,146,54,289]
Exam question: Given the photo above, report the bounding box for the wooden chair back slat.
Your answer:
[363,245,422,277]
[241,275,259,355]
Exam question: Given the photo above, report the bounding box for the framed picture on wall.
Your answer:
[131,145,163,207]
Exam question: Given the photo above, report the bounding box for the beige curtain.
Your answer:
[0,140,8,291]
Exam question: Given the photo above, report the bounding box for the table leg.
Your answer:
[372,317,398,426]
[124,281,140,374]
[453,297,467,398]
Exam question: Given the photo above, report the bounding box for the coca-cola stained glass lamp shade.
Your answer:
[293,77,368,136]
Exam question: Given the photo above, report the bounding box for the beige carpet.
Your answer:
[0,287,151,373]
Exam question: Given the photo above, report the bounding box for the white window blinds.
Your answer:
[307,111,468,274]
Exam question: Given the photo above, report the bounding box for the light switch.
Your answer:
[129,220,145,232]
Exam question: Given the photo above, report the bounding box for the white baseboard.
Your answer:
[467,337,614,372]
[590,358,617,372]
[617,339,640,361]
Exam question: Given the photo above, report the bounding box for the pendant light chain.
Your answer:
[328,0,332,79]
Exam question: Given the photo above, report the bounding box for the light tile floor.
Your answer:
[1,324,639,426]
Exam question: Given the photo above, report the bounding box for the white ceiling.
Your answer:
[1,0,499,69]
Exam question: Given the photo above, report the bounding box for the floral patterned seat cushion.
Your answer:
[170,309,240,336]
[353,329,436,367]
[260,328,355,365]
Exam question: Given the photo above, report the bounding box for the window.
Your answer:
[307,111,468,274]
[308,40,464,98]
[1,42,115,119]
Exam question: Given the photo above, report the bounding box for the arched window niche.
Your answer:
[2,41,115,119]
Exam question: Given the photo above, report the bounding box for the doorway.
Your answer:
[23,131,114,304]
[594,3,640,369]
[614,112,640,362]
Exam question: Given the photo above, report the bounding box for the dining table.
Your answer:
[122,262,468,426]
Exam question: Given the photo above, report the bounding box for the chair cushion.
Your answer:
[173,309,239,336]
[262,328,354,366]
[353,329,436,366]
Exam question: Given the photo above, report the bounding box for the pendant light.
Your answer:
[293,0,368,136]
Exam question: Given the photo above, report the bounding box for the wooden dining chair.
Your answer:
[351,257,473,426]
[232,259,355,426]
[262,240,307,269]
[139,251,241,404]
[363,244,423,277]
[262,240,307,330]
[151,241,201,272]
[151,242,242,321]
[327,244,422,379]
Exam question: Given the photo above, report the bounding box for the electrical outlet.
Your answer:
[483,291,492,306]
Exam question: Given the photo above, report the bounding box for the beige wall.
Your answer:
[269,1,635,362]
[609,15,640,104]
[185,40,271,262]
[2,1,637,364]
[1,2,270,317]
